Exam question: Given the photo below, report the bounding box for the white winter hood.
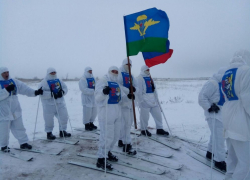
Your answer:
[230,56,246,66]
[46,67,57,80]
[120,58,132,73]
[140,65,150,77]
[107,66,119,82]
[0,67,10,80]
[83,67,93,78]
[233,49,250,66]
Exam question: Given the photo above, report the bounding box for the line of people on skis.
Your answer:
[0,58,169,171]
[198,49,250,180]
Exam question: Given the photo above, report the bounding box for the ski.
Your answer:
[147,135,181,150]
[13,148,63,155]
[78,136,98,141]
[77,153,165,175]
[113,150,183,170]
[137,148,173,158]
[187,151,225,174]
[38,138,79,145]
[0,151,33,161]
[68,161,149,180]
[74,128,98,133]
[174,135,207,144]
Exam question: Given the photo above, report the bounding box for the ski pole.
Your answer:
[124,110,127,157]
[131,108,138,159]
[53,97,66,142]
[58,88,75,137]
[154,89,172,136]
[210,112,216,180]
[7,93,13,154]
[104,96,109,176]
[50,86,66,142]
[32,96,41,146]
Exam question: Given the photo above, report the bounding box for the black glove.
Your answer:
[129,85,136,93]
[208,103,220,113]
[57,89,64,98]
[5,84,15,92]
[127,93,135,100]
[152,83,155,92]
[103,86,111,95]
[35,87,43,96]
[53,92,58,99]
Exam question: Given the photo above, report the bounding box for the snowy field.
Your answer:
[0,79,225,180]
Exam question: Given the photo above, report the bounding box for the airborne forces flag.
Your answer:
[124,7,173,67]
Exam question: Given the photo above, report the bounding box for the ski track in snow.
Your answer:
[0,80,224,180]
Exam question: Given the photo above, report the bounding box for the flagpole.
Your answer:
[127,56,137,129]
[150,75,172,135]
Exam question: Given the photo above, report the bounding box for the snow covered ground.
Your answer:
[0,79,225,180]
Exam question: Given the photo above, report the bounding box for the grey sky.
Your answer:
[1,0,250,79]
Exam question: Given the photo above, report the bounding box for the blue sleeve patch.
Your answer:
[222,68,238,101]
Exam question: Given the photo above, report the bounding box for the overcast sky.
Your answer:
[1,0,250,79]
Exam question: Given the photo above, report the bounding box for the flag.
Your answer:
[124,8,169,56]
[142,40,173,67]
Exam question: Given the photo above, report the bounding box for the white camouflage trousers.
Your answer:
[82,105,97,124]
[139,106,163,131]
[0,117,29,147]
[119,107,133,144]
[97,104,121,158]
[225,138,250,180]
[42,103,69,132]
[207,118,226,162]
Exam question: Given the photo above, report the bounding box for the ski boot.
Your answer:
[107,151,118,162]
[214,161,227,172]
[96,158,113,170]
[206,151,212,160]
[141,130,152,137]
[156,129,169,136]
[20,143,32,150]
[85,123,93,131]
[118,140,124,147]
[90,122,97,130]
[1,146,10,152]
[47,132,56,140]
[59,131,71,138]
[123,144,137,155]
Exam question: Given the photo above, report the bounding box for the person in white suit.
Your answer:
[136,65,169,136]
[79,67,97,131]
[95,66,127,170]
[117,58,136,155]
[38,67,71,140]
[221,50,250,180]
[0,67,43,152]
[198,67,227,172]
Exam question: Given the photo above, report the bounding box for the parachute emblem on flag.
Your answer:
[130,15,160,36]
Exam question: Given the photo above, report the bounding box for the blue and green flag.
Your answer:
[124,8,169,56]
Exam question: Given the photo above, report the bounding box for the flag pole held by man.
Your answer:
[123,7,173,137]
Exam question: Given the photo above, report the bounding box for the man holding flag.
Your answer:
[123,8,173,136]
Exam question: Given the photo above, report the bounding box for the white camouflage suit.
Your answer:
[118,58,135,144]
[95,66,126,158]
[221,50,250,180]
[79,67,97,125]
[0,67,36,148]
[38,68,69,133]
[198,68,227,162]
[136,65,163,131]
